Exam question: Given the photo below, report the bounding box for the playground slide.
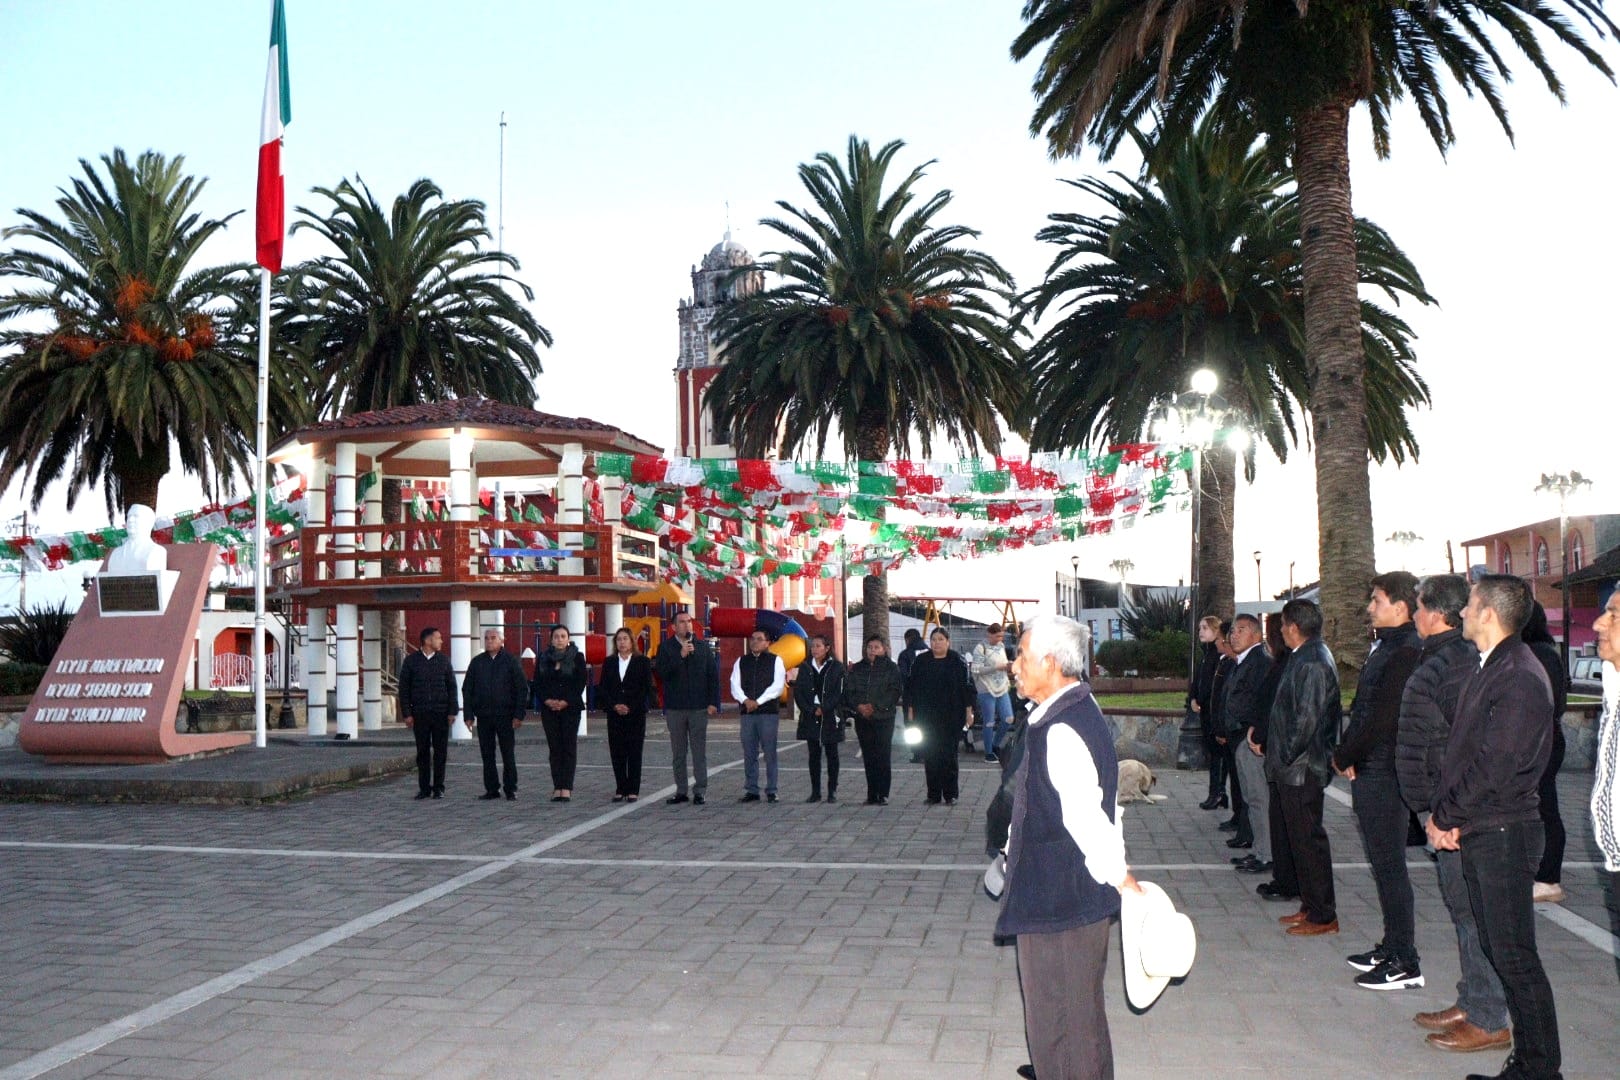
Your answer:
[708,607,809,671]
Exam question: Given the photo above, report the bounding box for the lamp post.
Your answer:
[1156,368,1237,769]
[1109,558,1134,611]
[1386,530,1423,571]
[1252,551,1262,604]
[1534,471,1593,672]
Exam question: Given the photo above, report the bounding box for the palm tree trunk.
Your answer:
[1296,100,1373,678]
[112,433,168,515]
[856,419,889,647]
[1198,443,1237,623]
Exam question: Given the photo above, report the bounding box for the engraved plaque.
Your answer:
[98,574,162,613]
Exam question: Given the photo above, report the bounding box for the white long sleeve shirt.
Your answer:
[1025,680,1129,888]
[730,653,785,708]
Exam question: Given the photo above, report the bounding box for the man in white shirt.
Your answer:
[998,615,1141,1080]
[732,630,786,803]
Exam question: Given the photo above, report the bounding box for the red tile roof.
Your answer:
[291,397,660,451]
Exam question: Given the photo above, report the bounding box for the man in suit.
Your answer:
[998,615,1141,1080]
[655,610,719,806]
[462,627,529,801]
[1222,614,1275,873]
[398,626,459,800]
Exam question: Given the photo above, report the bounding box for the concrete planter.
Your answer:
[1104,709,1183,768]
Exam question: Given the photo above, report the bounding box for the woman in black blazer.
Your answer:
[596,627,653,801]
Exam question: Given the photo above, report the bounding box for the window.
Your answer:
[1572,533,1584,572]
[1535,537,1551,576]
[1501,547,1513,575]
[1109,618,1123,641]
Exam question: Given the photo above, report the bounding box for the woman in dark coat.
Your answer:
[596,627,652,802]
[842,634,904,805]
[795,635,846,803]
[1522,601,1570,899]
[905,627,974,805]
[531,624,588,802]
[1190,615,1225,808]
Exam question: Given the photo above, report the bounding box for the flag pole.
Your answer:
[253,265,271,749]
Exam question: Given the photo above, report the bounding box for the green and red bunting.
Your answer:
[255,0,290,272]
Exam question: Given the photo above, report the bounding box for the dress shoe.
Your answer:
[666,793,690,804]
[505,792,516,801]
[1286,919,1339,936]
[945,797,957,805]
[1225,836,1253,849]
[866,797,879,805]
[1414,1005,1467,1031]
[926,796,942,805]
[1199,793,1229,810]
[804,792,822,803]
[739,792,761,802]
[1427,1022,1511,1053]
[1235,859,1273,875]
[414,790,432,800]
[1257,882,1300,902]
[1230,854,1252,864]
[430,790,443,799]
[479,792,502,800]
[692,794,705,805]
[1016,1066,1037,1079]
[877,796,888,805]
[1218,820,1239,833]
[826,793,837,803]
[612,794,625,803]
[1464,1051,1529,1079]
[1279,909,1311,926]
[766,793,777,803]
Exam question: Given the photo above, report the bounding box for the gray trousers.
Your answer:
[1016,919,1113,1080]
[1233,738,1271,862]
[1436,847,1509,1031]
[665,709,709,797]
[740,711,779,796]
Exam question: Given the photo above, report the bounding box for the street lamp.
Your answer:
[1253,551,1262,604]
[1155,367,1240,769]
[1109,558,1134,609]
[1534,471,1593,672]
[1386,530,1423,571]
[1069,554,1080,619]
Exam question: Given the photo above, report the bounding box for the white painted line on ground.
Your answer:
[1324,782,1351,807]
[0,840,491,863]
[1536,900,1620,957]
[0,755,755,1080]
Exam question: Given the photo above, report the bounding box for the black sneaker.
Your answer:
[692,794,705,805]
[1346,943,1390,973]
[804,793,822,803]
[1354,958,1424,991]
[739,792,761,802]
[766,793,778,803]
[666,793,689,804]
[1256,881,1299,901]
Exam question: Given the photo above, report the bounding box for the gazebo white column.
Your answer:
[361,467,383,730]
[332,442,360,739]
[559,443,587,735]
[447,432,475,742]
[600,474,624,636]
[482,481,506,635]
[303,458,329,736]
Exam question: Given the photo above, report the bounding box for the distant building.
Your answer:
[673,231,763,460]
[1462,513,1620,652]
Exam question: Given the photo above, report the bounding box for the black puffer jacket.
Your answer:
[1395,628,1477,814]
[1265,639,1341,788]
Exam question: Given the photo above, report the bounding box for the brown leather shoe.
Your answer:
[1414,1005,1467,1032]
[1425,1022,1511,1053]
[1279,909,1311,926]
[1286,919,1339,936]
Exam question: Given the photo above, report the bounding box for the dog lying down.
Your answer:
[1117,759,1167,804]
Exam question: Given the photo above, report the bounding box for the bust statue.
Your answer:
[107,504,169,575]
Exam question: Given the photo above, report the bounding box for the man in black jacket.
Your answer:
[398,626,459,800]
[655,610,719,805]
[463,628,529,801]
[1430,575,1559,1080]
[1266,599,1341,935]
[1222,615,1275,872]
[1334,571,1425,990]
[1395,575,1509,1055]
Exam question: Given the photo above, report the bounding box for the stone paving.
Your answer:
[1,722,1616,1079]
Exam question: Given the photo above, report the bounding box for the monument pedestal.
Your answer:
[19,544,252,763]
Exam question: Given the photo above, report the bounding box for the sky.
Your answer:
[2,0,1618,617]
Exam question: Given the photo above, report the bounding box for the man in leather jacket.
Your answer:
[1266,599,1342,935]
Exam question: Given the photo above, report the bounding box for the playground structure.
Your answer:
[895,595,1039,645]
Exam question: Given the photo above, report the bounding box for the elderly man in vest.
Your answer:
[998,615,1140,1080]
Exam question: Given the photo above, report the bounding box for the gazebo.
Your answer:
[267,398,663,738]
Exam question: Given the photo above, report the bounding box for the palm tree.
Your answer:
[1020,124,1434,624]
[279,177,550,416]
[0,149,297,516]
[704,136,1026,645]
[1012,0,1616,670]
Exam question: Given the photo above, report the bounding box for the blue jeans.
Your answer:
[740,711,779,796]
[1435,847,1508,1031]
[976,691,1012,754]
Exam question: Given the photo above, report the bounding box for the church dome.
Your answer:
[701,230,753,271]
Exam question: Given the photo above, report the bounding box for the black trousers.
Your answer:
[1352,768,1417,964]
[412,712,449,793]
[1202,715,1225,799]
[1268,781,1297,894]
[1462,821,1559,1079]
[1535,728,1566,884]
[540,708,579,790]
[475,714,516,796]
[1016,919,1114,1080]
[1278,777,1335,923]
[921,720,960,801]
[1221,740,1247,830]
[855,714,894,800]
[607,715,645,796]
[807,737,841,795]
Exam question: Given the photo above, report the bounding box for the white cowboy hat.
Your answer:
[1120,880,1196,1010]
[982,852,1006,900]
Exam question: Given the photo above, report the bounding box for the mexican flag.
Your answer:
[255,0,290,273]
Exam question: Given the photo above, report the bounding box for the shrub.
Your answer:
[1094,629,1192,678]
[0,661,46,696]
[0,600,74,665]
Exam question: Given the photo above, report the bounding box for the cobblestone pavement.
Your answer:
[1,722,1615,1079]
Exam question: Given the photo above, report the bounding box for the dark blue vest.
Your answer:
[995,683,1121,937]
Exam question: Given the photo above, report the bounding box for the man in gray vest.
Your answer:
[999,615,1140,1080]
[732,629,786,803]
